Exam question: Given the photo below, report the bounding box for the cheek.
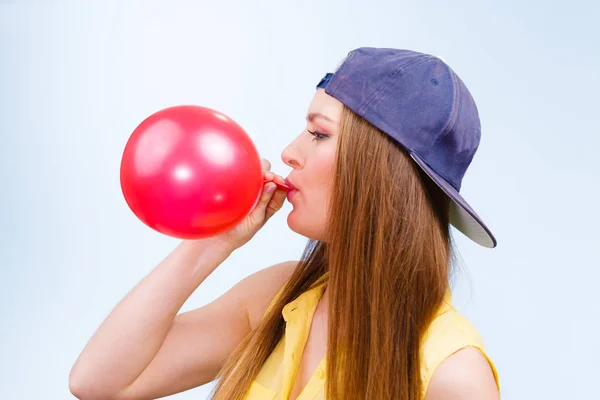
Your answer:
[311,145,337,189]
[286,143,336,239]
[305,145,336,216]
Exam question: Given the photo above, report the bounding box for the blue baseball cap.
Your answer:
[316,47,496,248]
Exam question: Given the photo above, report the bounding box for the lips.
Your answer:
[284,178,297,191]
[285,177,298,201]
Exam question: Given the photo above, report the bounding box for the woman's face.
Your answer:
[281,89,343,241]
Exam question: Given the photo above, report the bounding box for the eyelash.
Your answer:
[308,129,329,142]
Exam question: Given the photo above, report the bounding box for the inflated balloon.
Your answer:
[120,105,288,239]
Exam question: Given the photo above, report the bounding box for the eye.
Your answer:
[308,129,329,142]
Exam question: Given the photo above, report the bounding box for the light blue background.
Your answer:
[1,1,598,399]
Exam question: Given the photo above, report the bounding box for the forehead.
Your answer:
[307,89,343,123]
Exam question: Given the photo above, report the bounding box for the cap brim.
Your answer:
[410,152,497,248]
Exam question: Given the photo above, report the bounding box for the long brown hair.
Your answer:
[211,105,455,400]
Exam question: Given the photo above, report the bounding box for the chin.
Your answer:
[286,210,327,242]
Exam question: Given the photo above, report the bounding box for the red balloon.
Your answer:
[120,105,263,239]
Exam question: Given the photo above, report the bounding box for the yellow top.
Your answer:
[244,274,499,400]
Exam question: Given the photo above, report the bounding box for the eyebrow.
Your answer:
[306,112,338,124]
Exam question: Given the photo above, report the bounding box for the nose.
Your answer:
[281,135,303,169]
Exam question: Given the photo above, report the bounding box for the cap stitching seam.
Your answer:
[358,55,434,117]
[425,69,461,193]
[432,69,461,156]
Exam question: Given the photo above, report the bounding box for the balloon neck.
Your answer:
[263,179,292,192]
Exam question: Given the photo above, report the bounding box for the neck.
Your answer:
[317,284,330,346]
[318,284,330,321]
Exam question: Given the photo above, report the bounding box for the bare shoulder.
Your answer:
[425,347,500,400]
[236,260,298,330]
